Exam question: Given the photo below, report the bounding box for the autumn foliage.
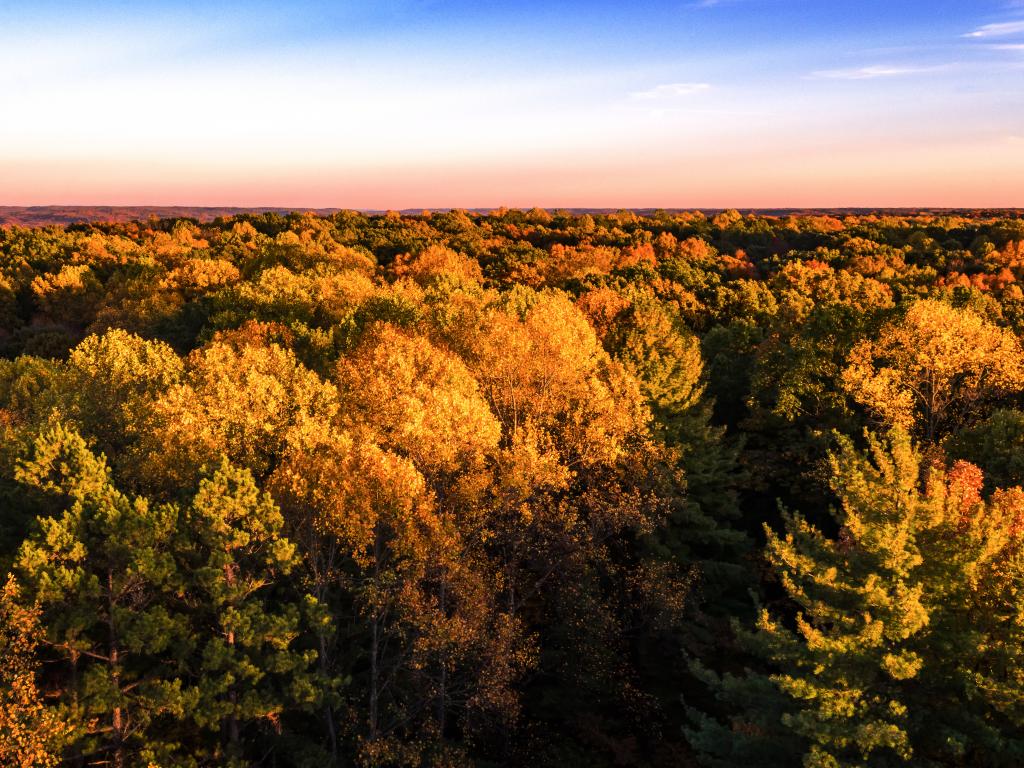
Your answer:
[1,208,1023,767]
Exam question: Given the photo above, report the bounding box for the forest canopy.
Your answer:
[2,208,1024,767]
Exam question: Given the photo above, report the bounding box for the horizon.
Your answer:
[3,1,1024,207]
[4,203,1023,229]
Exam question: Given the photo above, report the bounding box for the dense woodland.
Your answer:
[2,208,1024,767]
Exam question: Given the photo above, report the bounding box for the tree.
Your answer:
[179,459,317,766]
[688,430,1024,767]
[56,330,183,468]
[335,323,500,480]
[392,244,484,290]
[134,340,337,493]
[333,323,538,761]
[588,284,748,607]
[946,409,1024,491]
[14,424,187,768]
[270,425,531,767]
[842,299,1024,441]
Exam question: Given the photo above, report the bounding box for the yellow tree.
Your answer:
[334,324,530,751]
[335,322,500,480]
[468,288,669,758]
[842,299,1024,441]
[134,340,337,492]
[270,424,531,767]
[471,288,649,469]
[391,245,484,290]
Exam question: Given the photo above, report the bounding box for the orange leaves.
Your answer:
[269,427,436,569]
[392,244,484,289]
[917,452,1024,575]
[336,323,500,479]
[471,289,649,469]
[720,250,757,280]
[536,242,651,285]
[945,460,985,519]
[576,287,630,343]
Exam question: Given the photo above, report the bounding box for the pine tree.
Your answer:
[179,458,318,766]
[14,424,188,767]
[687,430,1024,767]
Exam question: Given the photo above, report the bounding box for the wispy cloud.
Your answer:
[809,65,941,80]
[964,20,1024,38]
[688,0,749,8]
[631,82,711,99]
[989,43,1024,51]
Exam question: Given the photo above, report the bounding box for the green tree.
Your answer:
[688,431,1024,767]
[179,458,317,766]
[14,424,187,768]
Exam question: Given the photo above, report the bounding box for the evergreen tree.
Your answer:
[14,424,188,767]
[179,458,318,766]
[688,430,1024,767]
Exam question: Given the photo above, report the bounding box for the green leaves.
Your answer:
[9,426,317,765]
[692,429,1024,766]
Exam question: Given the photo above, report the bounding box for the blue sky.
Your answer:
[1,0,1022,206]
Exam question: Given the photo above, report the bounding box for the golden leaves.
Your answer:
[134,341,337,491]
[842,300,1024,440]
[336,323,500,478]
[471,289,649,469]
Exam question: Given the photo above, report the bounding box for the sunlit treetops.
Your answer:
[1,209,1024,767]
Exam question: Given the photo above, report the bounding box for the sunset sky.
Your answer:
[2,0,1023,208]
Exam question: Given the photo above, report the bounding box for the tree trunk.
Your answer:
[369,525,383,743]
[436,579,447,734]
[318,629,340,765]
[108,570,125,768]
[228,628,241,749]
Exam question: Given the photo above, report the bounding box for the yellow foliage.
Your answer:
[162,257,241,295]
[336,323,501,477]
[471,289,650,469]
[0,577,73,768]
[136,341,337,490]
[31,264,101,321]
[842,300,1024,440]
[270,426,437,568]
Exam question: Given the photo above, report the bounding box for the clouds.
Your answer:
[631,82,711,99]
[964,20,1024,38]
[688,0,750,7]
[808,9,1024,83]
[809,65,942,80]
[2,0,1023,206]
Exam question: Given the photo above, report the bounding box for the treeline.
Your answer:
[1,207,1024,767]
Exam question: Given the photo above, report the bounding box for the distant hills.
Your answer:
[0,207,343,227]
[0,205,1021,227]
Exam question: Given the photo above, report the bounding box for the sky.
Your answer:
[1,0,1023,208]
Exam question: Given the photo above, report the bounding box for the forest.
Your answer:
[1,207,1024,768]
